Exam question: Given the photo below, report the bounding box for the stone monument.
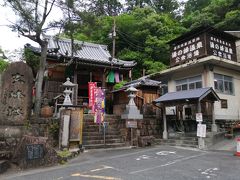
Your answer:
[121,86,143,120]
[0,62,33,125]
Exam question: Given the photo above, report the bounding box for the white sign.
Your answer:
[166,106,176,115]
[126,120,137,128]
[197,124,206,138]
[196,113,203,122]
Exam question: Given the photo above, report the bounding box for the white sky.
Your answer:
[0,5,33,51]
[0,2,62,53]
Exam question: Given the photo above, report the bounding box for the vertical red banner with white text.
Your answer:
[88,82,97,112]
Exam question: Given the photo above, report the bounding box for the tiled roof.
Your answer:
[26,36,136,69]
[124,77,161,87]
[112,77,161,92]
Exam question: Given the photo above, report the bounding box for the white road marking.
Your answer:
[71,173,122,180]
[199,167,219,178]
[136,155,151,160]
[156,151,176,156]
[129,153,207,174]
[90,165,113,172]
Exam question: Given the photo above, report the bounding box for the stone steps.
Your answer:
[0,160,10,174]
[83,143,126,149]
[82,115,125,149]
[83,135,121,140]
[83,138,123,145]
[83,131,120,136]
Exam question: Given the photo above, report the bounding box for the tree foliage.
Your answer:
[68,7,185,79]
[86,0,122,16]
[0,48,9,73]
[183,0,240,30]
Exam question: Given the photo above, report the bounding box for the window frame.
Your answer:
[214,73,234,95]
[175,75,202,91]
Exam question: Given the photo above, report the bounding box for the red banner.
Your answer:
[88,82,97,108]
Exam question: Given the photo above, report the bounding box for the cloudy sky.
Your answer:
[0,2,62,52]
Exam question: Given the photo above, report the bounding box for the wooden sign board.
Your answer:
[69,109,83,141]
[170,29,237,67]
[126,120,137,128]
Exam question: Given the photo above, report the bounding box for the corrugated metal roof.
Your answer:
[153,87,219,103]
[26,36,136,69]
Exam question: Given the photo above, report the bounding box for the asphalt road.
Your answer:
[2,145,240,180]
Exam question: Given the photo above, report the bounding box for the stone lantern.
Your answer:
[121,86,143,119]
[62,77,75,106]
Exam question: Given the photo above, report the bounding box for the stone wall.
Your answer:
[12,135,58,169]
[0,117,60,161]
[117,117,162,147]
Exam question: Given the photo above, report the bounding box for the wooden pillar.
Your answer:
[211,102,217,132]
[74,70,77,84]
[90,71,92,82]
[102,69,106,88]
[162,105,168,139]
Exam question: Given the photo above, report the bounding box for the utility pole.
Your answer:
[112,17,116,58]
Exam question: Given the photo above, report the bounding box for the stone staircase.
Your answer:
[154,133,198,148]
[0,139,11,173]
[82,115,126,149]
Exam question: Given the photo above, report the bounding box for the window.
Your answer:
[214,73,234,95]
[221,99,228,109]
[176,75,202,91]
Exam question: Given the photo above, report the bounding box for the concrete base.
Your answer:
[163,130,168,140]
[198,137,205,149]
[121,105,143,120]
[211,124,218,132]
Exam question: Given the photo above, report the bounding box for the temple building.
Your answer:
[26,36,136,113]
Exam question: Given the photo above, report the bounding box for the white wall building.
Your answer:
[152,26,240,134]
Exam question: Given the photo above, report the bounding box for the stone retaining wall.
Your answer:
[116,117,162,146]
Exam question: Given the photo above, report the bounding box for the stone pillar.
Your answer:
[211,102,217,132]
[162,106,168,139]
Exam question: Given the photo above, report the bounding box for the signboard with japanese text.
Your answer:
[88,82,97,109]
[170,34,205,66]
[206,34,237,61]
[170,31,237,67]
[126,120,137,128]
[94,87,105,124]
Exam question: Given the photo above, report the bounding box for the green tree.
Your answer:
[0,48,8,72]
[116,7,185,78]
[87,0,123,16]
[182,0,240,30]
[4,0,59,116]
[184,0,211,16]
[0,60,8,73]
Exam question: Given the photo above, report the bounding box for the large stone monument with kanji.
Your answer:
[0,61,33,125]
